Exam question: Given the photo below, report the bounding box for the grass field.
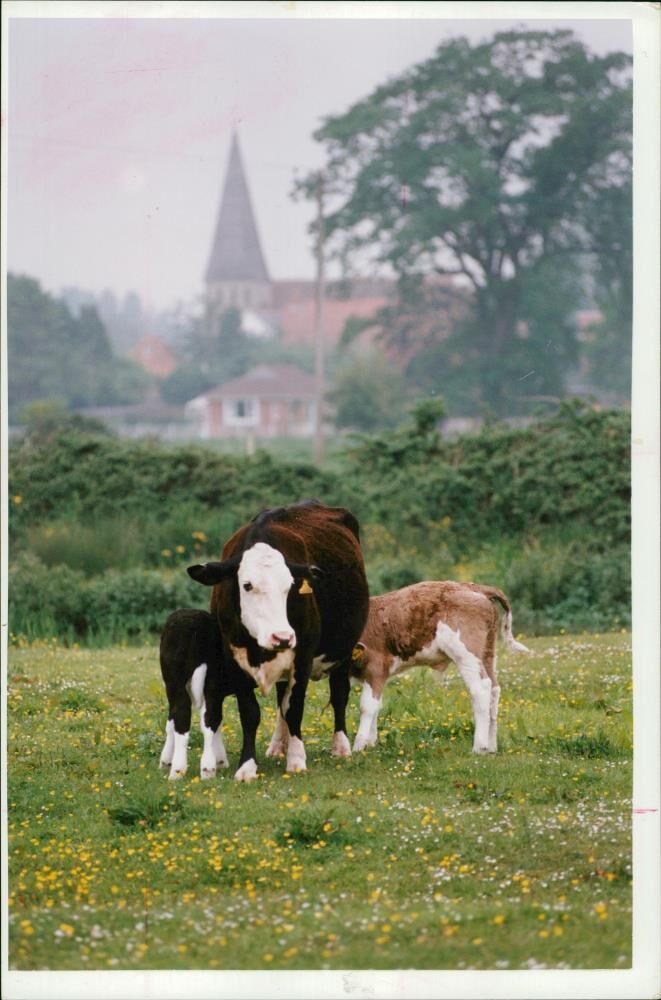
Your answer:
[6,631,632,971]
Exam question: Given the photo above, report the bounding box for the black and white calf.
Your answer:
[159,609,261,782]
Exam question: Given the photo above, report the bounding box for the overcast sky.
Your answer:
[5,3,635,312]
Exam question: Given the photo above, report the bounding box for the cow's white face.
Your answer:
[237,543,297,652]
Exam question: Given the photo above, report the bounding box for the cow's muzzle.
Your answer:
[267,630,296,651]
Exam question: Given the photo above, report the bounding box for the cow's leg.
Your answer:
[266,707,289,758]
[435,622,492,753]
[168,692,192,780]
[282,667,309,773]
[234,683,261,782]
[329,662,352,758]
[266,678,292,757]
[354,675,384,752]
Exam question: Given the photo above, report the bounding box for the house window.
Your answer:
[234,399,253,419]
[224,397,258,427]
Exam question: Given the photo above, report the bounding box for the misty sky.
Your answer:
[6,5,634,312]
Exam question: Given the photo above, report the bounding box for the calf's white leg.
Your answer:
[169,730,190,779]
[199,702,225,779]
[488,683,500,753]
[159,719,175,768]
[353,682,382,752]
[436,622,492,753]
[213,728,229,767]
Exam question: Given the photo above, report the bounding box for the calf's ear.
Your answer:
[351,641,367,664]
[187,561,237,585]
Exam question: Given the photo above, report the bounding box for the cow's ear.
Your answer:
[187,560,237,585]
[288,563,323,594]
[288,563,323,581]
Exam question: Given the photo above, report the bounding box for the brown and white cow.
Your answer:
[187,499,369,776]
[350,581,529,754]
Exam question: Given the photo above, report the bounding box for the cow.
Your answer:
[349,581,530,754]
[158,609,261,782]
[187,499,369,776]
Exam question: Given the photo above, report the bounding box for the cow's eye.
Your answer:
[243,582,253,592]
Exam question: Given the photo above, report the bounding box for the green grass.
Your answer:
[7,632,632,971]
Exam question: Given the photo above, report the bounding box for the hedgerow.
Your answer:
[8,399,630,642]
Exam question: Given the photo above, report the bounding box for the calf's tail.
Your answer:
[467,583,530,653]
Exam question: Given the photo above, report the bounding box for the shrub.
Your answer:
[8,554,208,644]
[7,401,631,642]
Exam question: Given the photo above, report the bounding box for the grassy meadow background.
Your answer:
[6,402,632,970]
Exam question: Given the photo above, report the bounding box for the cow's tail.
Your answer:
[468,583,530,653]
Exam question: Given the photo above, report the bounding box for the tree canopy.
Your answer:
[305,29,632,414]
[7,274,149,421]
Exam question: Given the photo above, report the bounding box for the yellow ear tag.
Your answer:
[298,579,313,595]
[352,645,363,661]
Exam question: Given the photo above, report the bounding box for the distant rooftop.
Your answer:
[198,364,316,401]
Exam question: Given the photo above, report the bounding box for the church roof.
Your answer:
[205,133,269,285]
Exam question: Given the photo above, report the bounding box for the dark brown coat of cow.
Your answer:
[188,499,369,775]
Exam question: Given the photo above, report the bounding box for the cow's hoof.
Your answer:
[266,741,287,758]
[217,757,230,769]
[472,745,490,755]
[168,768,186,780]
[159,757,172,769]
[235,759,258,782]
[331,731,351,758]
[286,736,307,773]
[200,750,217,778]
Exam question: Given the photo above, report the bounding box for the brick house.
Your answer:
[185,364,317,440]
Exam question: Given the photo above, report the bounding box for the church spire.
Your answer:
[205,132,270,287]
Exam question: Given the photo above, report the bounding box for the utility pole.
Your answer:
[313,173,326,466]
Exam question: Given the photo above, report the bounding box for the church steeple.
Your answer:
[205,132,271,311]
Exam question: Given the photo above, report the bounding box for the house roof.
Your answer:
[200,365,317,401]
[276,297,387,346]
[205,132,269,285]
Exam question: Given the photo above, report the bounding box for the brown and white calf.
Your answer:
[350,581,529,754]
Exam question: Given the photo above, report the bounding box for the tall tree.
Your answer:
[7,274,148,419]
[303,30,632,414]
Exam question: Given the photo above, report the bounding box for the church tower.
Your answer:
[205,132,272,316]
